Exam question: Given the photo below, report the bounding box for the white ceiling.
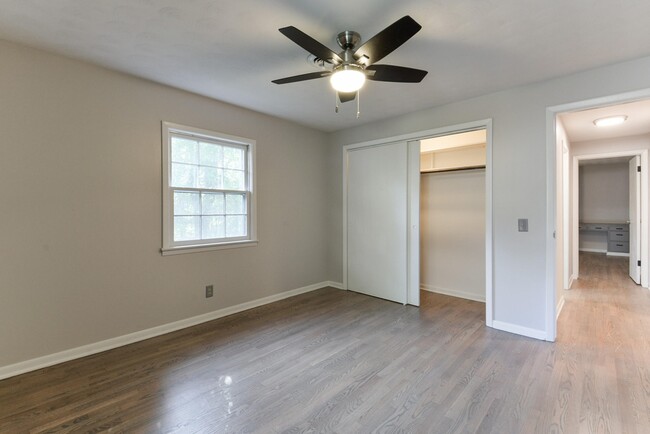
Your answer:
[2,1,650,132]
[560,99,650,143]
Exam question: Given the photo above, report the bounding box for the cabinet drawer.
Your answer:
[608,224,628,231]
[587,224,607,231]
[608,241,629,253]
[608,231,629,241]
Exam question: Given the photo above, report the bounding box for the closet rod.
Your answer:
[421,165,486,174]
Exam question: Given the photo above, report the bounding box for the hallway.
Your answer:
[551,252,650,432]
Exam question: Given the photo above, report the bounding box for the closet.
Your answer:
[420,130,487,302]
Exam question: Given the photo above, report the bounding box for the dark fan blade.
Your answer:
[354,16,421,65]
[272,71,331,84]
[279,26,343,64]
[338,91,357,103]
[366,65,428,83]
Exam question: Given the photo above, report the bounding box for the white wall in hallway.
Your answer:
[579,163,629,223]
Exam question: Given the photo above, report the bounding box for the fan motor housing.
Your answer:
[336,31,361,50]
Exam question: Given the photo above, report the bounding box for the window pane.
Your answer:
[223,169,245,190]
[226,215,246,237]
[174,192,200,215]
[171,163,198,188]
[165,124,254,249]
[202,193,225,215]
[198,166,222,189]
[225,193,246,214]
[171,137,198,164]
[200,142,222,167]
[174,216,200,241]
[223,146,245,169]
[202,216,225,239]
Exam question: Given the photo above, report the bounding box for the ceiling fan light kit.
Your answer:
[272,16,428,118]
[330,66,366,93]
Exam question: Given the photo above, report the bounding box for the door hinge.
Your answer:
[638,165,641,172]
[638,260,641,266]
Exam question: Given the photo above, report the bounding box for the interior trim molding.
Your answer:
[420,284,486,303]
[556,297,566,320]
[327,281,345,290]
[568,274,576,290]
[0,281,331,381]
[492,320,547,341]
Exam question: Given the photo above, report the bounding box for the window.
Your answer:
[161,122,256,255]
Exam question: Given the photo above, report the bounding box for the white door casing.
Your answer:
[407,140,421,306]
[630,155,641,284]
[563,143,571,289]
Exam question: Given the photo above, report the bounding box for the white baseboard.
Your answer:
[491,320,547,341]
[568,274,576,289]
[0,281,331,381]
[420,284,486,302]
[556,296,566,320]
[580,248,629,257]
[327,281,344,290]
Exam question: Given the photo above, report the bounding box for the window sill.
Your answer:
[161,240,258,256]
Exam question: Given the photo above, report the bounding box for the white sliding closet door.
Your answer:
[346,141,408,304]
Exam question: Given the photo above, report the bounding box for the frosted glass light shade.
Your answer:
[330,69,366,93]
[593,115,627,127]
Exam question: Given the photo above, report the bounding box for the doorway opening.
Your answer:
[573,154,643,282]
[419,130,487,304]
[549,94,650,340]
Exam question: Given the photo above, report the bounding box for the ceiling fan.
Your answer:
[272,15,428,116]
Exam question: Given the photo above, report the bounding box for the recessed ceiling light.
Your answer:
[593,115,628,127]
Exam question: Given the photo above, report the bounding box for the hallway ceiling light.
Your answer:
[593,115,628,127]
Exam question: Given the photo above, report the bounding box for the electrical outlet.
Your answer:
[205,285,214,298]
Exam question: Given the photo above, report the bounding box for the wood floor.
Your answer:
[1,252,650,433]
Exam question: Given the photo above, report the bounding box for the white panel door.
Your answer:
[347,142,407,304]
[630,156,641,284]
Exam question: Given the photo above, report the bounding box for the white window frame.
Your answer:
[161,122,257,255]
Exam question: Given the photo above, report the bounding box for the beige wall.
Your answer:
[0,40,330,367]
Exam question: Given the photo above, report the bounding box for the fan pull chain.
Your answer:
[335,92,340,113]
[356,90,360,119]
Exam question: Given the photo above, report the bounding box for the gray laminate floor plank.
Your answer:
[1,252,650,432]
